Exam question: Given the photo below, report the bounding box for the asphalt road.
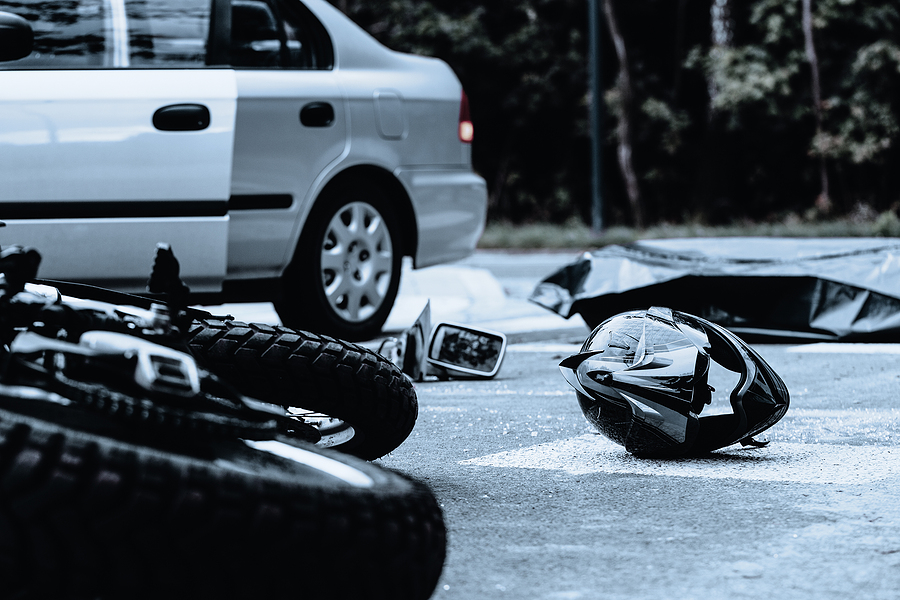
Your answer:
[377,340,900,600]
[216,250,900,599]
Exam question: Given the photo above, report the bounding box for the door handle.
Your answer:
[300,102,334,127]
[153,104,211,131]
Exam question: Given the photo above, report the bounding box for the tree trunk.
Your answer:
[697,0,737,224]
[708,0,733,102]
[602,0,643,228]
[673,0,689,100]
[490,151,511,220]
[802,0,831,208]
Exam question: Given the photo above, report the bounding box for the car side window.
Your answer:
[228,0,333,70]
[0,0,212,69]
[229,0,282,67]
[0,1,108,67]
[128,0,211,67]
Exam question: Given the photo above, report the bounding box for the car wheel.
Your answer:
[277,181,402,341]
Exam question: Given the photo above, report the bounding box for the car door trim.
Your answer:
[0,196,297,219]
[229,194,293,210]
[0,200,228,219]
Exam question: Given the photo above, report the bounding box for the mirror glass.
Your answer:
[428,323,506,377]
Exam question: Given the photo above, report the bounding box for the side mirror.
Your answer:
[378,300,430,381]
[0,12,34,62]
[426,322,507,379]
[379,301,508,380]
[401,299,430,382]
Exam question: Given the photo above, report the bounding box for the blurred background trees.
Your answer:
[328,0,900,229]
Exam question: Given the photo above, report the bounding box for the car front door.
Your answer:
[0,0,235,293]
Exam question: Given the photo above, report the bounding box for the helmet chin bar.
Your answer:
[560,307,790,457]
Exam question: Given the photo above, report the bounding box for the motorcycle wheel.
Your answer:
[186,319,417,460]
[0,403,445,600]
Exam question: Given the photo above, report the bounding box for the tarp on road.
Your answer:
[530,237,900,342]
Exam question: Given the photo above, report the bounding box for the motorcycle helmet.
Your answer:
[559,306,789,457]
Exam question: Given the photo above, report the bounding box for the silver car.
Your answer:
[0,0,487,340]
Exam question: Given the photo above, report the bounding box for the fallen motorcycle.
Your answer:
[0,245,445,599]
[27,243,417,460]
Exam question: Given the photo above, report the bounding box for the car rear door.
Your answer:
[222,0,347,279]
[0,0,235,293]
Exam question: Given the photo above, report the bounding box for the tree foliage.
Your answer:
[328,0,900,226]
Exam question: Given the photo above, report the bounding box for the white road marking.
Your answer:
[459,434,898,484]
[786,408,900,418]
[787,343,900,354]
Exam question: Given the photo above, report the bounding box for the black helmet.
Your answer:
[559,306,789,457]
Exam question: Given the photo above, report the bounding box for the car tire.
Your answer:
[185,318,417,460]
[0,403,445,600]
[277,180,402,341]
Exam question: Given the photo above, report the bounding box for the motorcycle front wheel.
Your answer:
[186,319,417,460]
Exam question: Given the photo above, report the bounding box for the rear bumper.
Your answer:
[396,167,487,268]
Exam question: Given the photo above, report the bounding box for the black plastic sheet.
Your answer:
[530,238,900,342]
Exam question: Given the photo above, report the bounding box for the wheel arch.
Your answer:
[293,165,418,265]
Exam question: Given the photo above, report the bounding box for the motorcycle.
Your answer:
[0,244,445,599]
[25,242,417,460]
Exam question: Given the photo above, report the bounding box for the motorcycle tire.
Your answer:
[0,403,445,600]
[185,319,416,460]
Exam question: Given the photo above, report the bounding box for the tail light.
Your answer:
[458,90,474,143]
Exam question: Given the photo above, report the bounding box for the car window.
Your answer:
[229,0,281,67]
[227,0,333,70]
[128,0,211,66]
[0,0,212,68]
[0,1,108,67]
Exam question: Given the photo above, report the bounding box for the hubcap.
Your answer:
[320,201,393,323]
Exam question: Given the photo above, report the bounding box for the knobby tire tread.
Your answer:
[186,319,417,460]
[0,407,445,600]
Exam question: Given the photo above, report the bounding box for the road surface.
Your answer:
[379,339,900,600]
[210,249,900,599]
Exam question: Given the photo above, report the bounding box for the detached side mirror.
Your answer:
[426,322,507,379]
[401,299,430,382]
[0,12,34,62]
[379,301,508,381]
